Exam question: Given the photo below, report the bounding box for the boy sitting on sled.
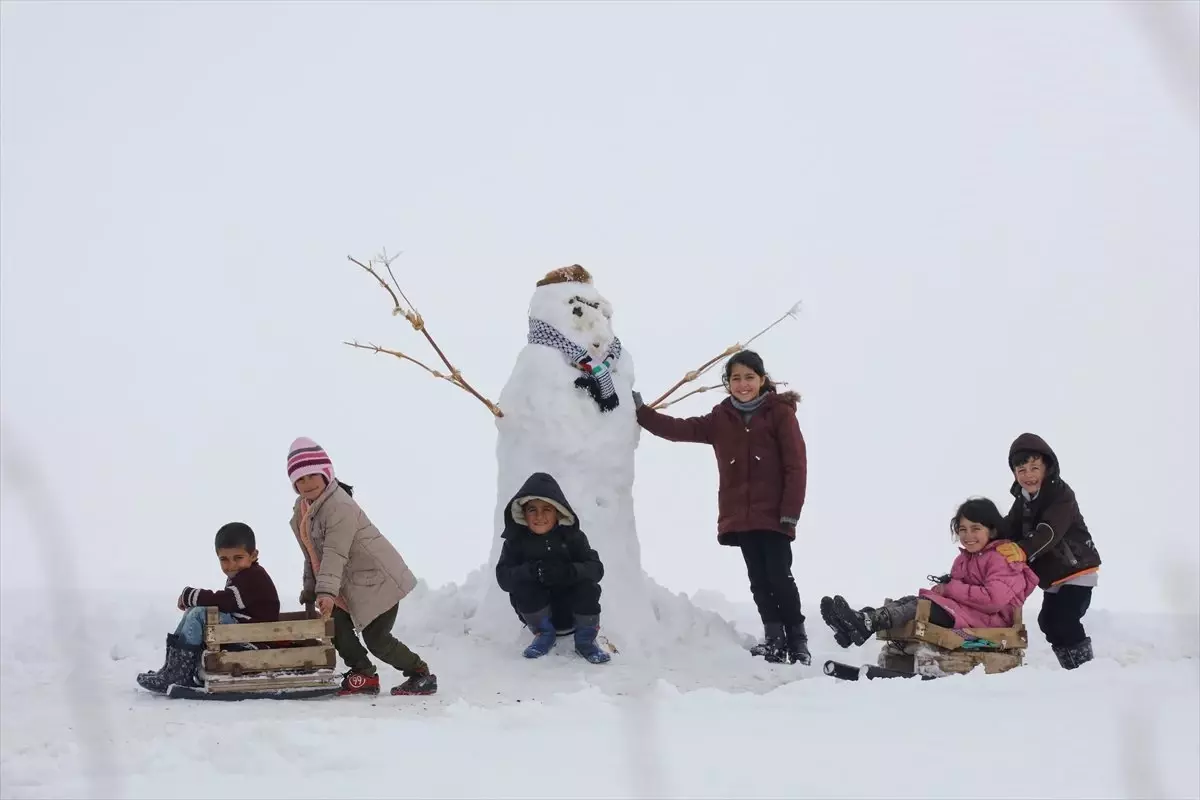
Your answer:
[136,522,280,693]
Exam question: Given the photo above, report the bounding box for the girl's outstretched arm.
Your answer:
[634,399,716,444]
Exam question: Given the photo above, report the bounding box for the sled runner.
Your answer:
[823,660,934,681]
[873,598,1027,678]
[166,608,341,700]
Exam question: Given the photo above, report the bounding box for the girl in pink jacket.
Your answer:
[821,498,1039,648]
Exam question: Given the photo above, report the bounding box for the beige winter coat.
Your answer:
[290,481,417,629]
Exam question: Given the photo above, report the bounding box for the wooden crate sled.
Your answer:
[874,598,1027,678]
[166,608,341,700]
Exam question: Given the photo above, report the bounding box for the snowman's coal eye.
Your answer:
[570,295,599,310]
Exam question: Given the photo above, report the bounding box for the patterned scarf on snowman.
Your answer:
[528,317,622,412]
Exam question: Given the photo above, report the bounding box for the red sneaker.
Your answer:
[338,670,380,696]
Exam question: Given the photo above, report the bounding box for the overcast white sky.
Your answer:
[2,1,1197,616]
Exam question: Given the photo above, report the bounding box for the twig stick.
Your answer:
[343,342,455,382]
[657,383,723,409]
[346,254,503,417]
[648,301,801,409]
[648,346,740,409]
[657,381,790,409]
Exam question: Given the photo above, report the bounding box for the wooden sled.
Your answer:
[166,607,341,700]
[874,598,1027,679]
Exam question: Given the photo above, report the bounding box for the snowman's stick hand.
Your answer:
[346,252,504,418]
[656,382,723,409]
[343,341,504,417]
[648,301,801,409]
[343,342,456,382]
[657,380,792,410]
[647,346,738,409]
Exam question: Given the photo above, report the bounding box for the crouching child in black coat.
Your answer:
[495,472,610,664]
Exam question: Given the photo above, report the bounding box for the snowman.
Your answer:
[468,265,656,650]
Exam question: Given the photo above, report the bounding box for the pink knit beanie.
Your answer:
[287,437,335,490]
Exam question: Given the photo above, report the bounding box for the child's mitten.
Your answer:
[995,541,1027,564]
[927,573,951,585]
[538,561,576,587]
[178,587,198,609]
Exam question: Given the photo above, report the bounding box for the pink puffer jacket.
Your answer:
[919,540,1039,629]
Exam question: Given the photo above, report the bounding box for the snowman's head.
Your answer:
[528,265,616,361]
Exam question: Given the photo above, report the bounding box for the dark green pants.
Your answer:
[332,604,426,678]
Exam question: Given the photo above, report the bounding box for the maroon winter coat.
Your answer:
[636,391,807,545]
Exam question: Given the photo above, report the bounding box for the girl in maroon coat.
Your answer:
[634,350,809,665]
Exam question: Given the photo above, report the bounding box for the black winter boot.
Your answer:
[749,622,786,660]
[136,634,177,687]
[785,622,811,666]
[1053,638,1094,670]
[865,605,895,633]
[820,595,874,648]
[163,639,204,690]
[137,637,203,693]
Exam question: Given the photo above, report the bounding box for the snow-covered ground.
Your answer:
[1,585,1196,800]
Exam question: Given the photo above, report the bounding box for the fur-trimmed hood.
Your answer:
[503,472,579,537]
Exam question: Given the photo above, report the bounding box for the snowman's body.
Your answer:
[472,269,655,648]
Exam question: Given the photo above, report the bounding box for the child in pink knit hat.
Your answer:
[287,436,436,697]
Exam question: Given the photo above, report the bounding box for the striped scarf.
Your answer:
[299,497,349,614]
[528,318,622,412]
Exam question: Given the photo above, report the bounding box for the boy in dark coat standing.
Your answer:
[1004,433,1101,669]
[495,472,610,664]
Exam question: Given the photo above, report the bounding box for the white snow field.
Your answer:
[1,581,1196,800]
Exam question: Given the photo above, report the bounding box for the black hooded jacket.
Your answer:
[495,472,605,592]
[1003,433,1101,588]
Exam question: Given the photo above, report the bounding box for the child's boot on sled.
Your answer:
[391,663,438,696]
[136,634,178,691]
[338,668,381,696]
[1053,638,1094,670]
[750,622,787,662]
[785,622,812,666]
[573,614,611,664]
[150,637,204,692]
[137,635,202,693]
[521,607,558,659]
[820,595,882,648]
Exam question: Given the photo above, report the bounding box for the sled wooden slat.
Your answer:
[875,599,1027,651]
[202,645,335,674]
[205,617,334,647]
[204,673,339,693]
[874,598,1027,678]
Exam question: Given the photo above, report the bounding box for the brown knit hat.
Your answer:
[536,264,593,287]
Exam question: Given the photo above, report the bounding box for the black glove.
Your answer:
[516,561,540,584]
[537,561,577,587]
[927,573,951,585]
[299,588,317,606]
[632,390,645,409]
